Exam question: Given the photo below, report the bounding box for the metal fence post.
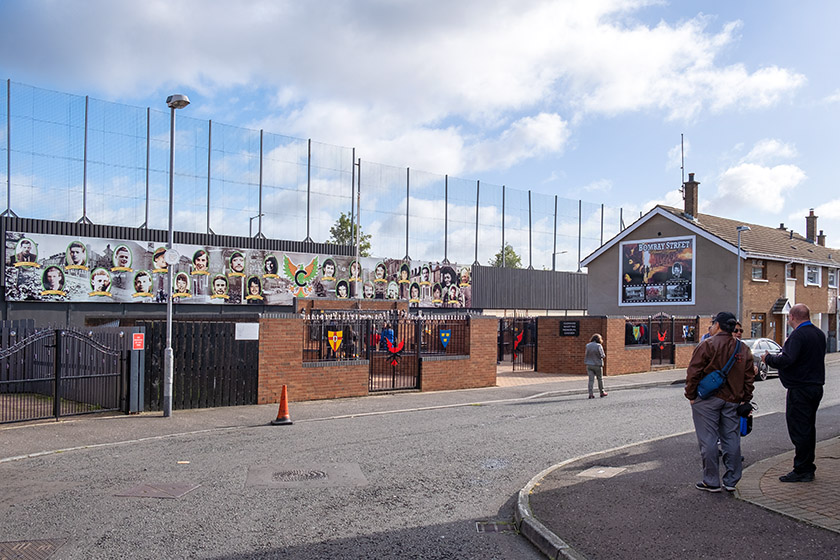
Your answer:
[444,175,449,263]
[143,107,149,229]
[257,129,264,238]
[552,195,558,271]
[474,180,480,266]
[78,96,93,225]
[405,167,410,260]
[3,79,13,217]
[53,330,61,420]
[528,190,533,269]
[577,199,582,272]
[304,138,312,243]
[206,120,213,234]
[501,185,506,267]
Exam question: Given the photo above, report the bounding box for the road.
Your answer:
[1,365,838,559]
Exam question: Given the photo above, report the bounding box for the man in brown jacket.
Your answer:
[685,311,755,492]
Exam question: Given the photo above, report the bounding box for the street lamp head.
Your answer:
[737,225,751,232]
[166,94,190,109]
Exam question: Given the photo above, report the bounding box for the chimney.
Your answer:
[818,230,826,247]
[778,223,786,230]
[683,172,699,219]
[806,209,818,242]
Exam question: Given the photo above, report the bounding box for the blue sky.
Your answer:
[1,0,839,263]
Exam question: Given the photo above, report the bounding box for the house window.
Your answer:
[750,313,765,338]
[829,268,838,288]
[751,259,766,280]
[805,265,821,287]
[785,263,796,279]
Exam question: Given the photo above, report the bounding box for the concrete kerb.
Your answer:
[515,430,695,560]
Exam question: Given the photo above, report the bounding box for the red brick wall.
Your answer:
[259,315,496,403]
[258,317,370,403]
[420,317,496,391]
[537,316,700,375]
[536,317,607,375]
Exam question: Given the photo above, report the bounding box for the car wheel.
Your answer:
[758,361,768,382]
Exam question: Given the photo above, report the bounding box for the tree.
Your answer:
[489,244,521,268]
[329,212,372,257]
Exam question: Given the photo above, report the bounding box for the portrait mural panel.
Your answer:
[4,231,473,308]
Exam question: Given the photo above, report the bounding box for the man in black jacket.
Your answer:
[763,304,826,482]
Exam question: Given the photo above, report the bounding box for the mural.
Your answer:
[3,232,472,308]
[619,235,694,306]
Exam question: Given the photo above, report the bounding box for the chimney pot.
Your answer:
[779,223,786,230]
[683,173,699,219]
[806,209,818,242]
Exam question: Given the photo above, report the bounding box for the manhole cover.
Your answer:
[272,470,328,482]
[115,482,201,499]
[0,538,66,559]
[247,464,367,488]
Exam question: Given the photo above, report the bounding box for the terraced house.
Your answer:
[582,174,838,353]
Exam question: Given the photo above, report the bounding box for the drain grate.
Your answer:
[0,538,66,559]
[272,469,328,482]
[476,521,516,534]
[115,482,201,499]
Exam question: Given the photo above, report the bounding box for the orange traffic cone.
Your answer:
[270,385,293,426]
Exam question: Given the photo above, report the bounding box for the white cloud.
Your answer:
[0,0,806,180]
[740,139,797,165]
[705,162,806,214]
[824,89,840,104]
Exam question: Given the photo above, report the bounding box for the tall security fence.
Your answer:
[1,79,632,271]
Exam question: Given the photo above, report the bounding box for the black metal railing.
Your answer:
[1,327,127,424]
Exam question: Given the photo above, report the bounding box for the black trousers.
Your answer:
[786,384,823,474]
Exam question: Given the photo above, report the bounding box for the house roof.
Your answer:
[581,205,839,268]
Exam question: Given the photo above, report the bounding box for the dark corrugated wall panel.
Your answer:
[471,265,587,310]
[0,217,354,256]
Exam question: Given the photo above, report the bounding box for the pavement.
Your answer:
[2,361,840,559]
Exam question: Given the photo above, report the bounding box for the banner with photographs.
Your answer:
[619,235,694,306]
[4,231,472,308]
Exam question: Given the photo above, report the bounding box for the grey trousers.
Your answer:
[587,365,604,396]
[691,397,741,487]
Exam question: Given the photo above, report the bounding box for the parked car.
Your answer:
[741,338,783,381]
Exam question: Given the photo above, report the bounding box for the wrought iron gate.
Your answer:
[498,318,537,371]
[0,329,127,424]
[366,318,420,392]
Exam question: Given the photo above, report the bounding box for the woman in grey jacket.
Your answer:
[585,334,607,399]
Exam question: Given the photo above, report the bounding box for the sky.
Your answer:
[1,0,839,267]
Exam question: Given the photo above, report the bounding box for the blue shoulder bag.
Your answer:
[696,339,741,400]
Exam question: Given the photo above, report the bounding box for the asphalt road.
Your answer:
[1,366,838,559]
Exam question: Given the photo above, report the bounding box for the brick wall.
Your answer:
[537,316,700,375]
[420,317,496,391]
[259,315,496,403]
[536,317,607,375]
[258,317,370,403]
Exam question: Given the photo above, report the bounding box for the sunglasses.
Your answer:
[734,329,743,333]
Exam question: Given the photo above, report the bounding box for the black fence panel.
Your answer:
[139,320,258,411]
[367,318,420,392]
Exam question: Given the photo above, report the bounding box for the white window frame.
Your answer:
[829,268,838,289]
[805,265,821,287]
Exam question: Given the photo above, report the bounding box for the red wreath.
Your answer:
[512,330,524,359]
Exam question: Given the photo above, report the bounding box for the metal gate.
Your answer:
[626,314,699,367]
[138,321,259,410]
[0,328,127,424]
[366,318,420,392]
[498,318,537,371]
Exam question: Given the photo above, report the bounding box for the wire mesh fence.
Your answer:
[1,79,630,270]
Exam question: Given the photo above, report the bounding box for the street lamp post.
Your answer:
[736,225,751,322]
[163,94,190,418]
[249,213,264,237]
